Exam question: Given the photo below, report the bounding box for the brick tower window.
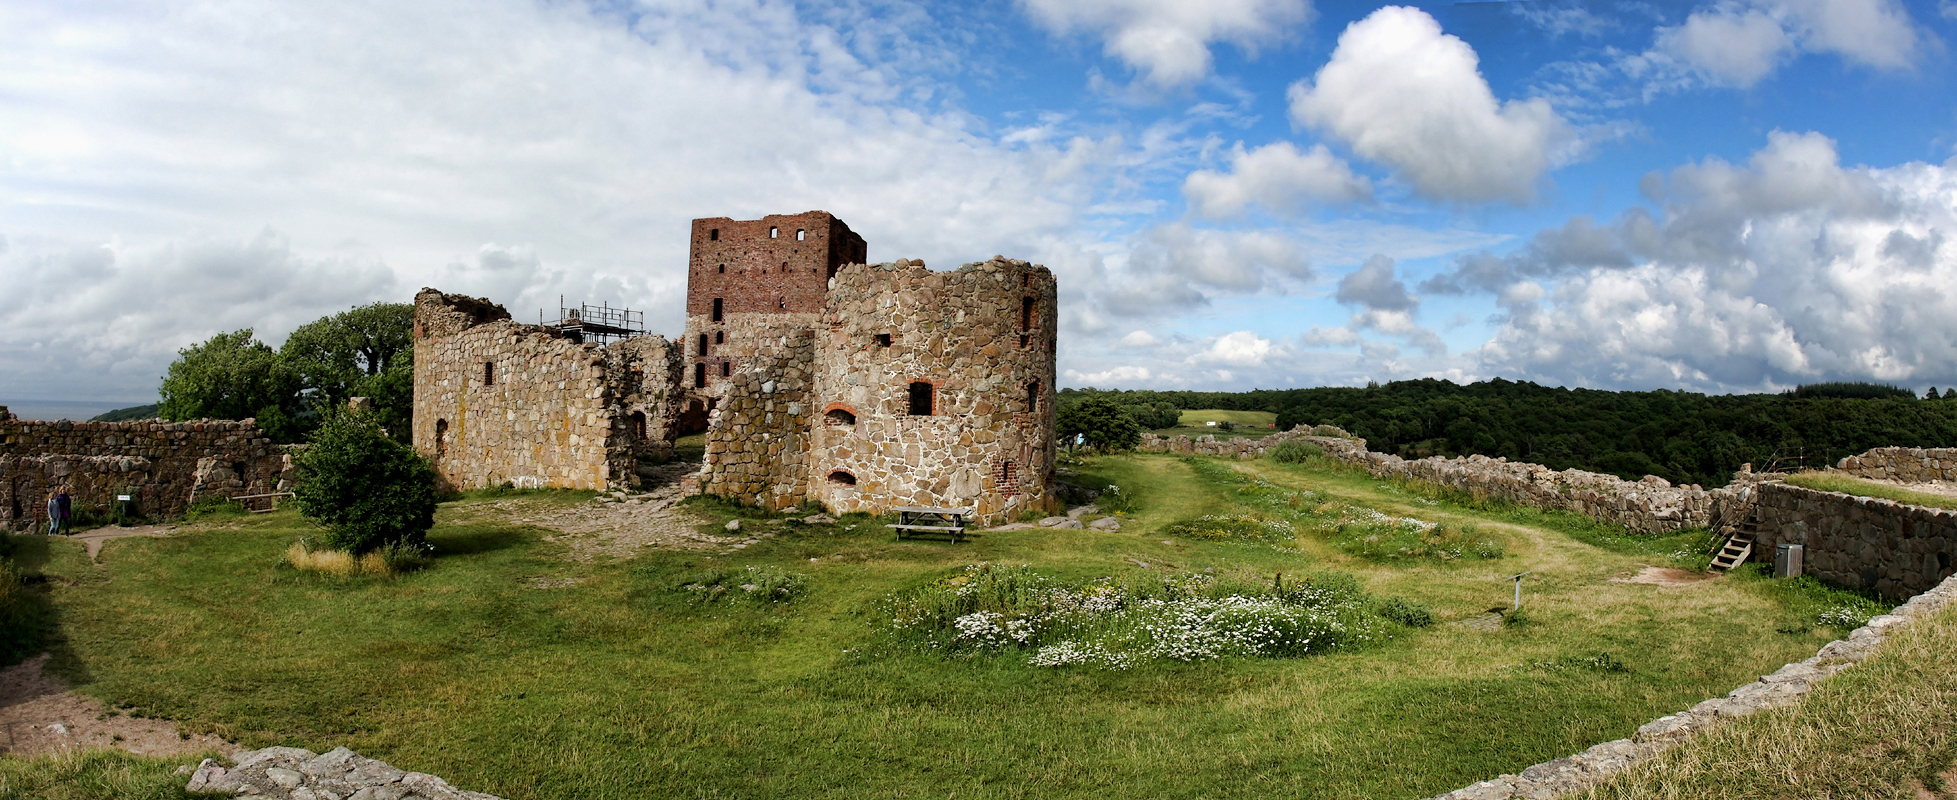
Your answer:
[721,362,730,377]
[695,363,706,388]
[796,229,806,241]
[908,382,934,416]
[1021,297,1035,329]
[715,331,724,344]
[769,226,779,238]
[712,298,723,322]
[698,333,708,356]
[709,228,719,241]
[483,362,494,387]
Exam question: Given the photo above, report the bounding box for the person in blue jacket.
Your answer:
[45,490,61,536]
[56,486,72,534]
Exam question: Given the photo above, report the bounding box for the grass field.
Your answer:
[1,453,1877,800]
[1149,409,1281,440]
[1784,470,1957,510]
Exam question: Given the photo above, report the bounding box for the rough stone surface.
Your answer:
[411,289,680,493]
[186,746,503,800]
[1836,447,1957,483]
[0,408,289,529]
[1750,481,1957,599]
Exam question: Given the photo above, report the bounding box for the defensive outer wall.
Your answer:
[1140,431,1957,797]
[0,406,289,529]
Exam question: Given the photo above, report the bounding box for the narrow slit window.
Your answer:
[769,226,779,238]
[483,362,495,387]
[908,382,934,416]
[796,229,806,241]
[1021,297,1035,329]
[630,411,647,442]
[712,298,723,322]
[715,331,724,344]
[717,264,724,274]
[1025,380,1040,413]
[698,333,708,356]
[721,362,730,377]
[709,228,719,241]
[435,419,448,457]
[694,363,706,388]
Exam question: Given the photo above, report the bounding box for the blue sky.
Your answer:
[3,0,1956,406]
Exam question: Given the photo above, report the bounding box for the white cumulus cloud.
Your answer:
[1190,331,1275,366]
[1019,0,1313,90]
[1288,6,1572,203]
[1651,0,1923,88]
[1183,141,1371,217]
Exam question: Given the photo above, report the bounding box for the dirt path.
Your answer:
[440,462,762,562]
[67,523,177,563]
[0,654,234,758]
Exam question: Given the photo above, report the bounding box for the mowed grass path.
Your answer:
[22,455,1840,800]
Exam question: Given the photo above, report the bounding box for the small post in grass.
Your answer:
[1507,571,1532,611]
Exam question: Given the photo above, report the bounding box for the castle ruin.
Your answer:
[412,211,1058,523]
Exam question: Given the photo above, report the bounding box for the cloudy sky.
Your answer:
[5,0,1957,406]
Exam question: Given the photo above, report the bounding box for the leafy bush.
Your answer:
[1266,439,1326,464]
[1058,396,1144,451]
[1121,402,1181,430]
[291,410,438,553]
[678,565,809,604]
[1376,596,1436,628]
[876,564,1384,670]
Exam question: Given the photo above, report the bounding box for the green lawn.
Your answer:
[1148,409,1281,440]
[1783,470,1957,511]
[5,454,1859,800]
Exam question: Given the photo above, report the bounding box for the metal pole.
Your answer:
[1508,571,1533,611]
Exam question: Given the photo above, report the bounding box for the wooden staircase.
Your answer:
[1708,517,1759,572]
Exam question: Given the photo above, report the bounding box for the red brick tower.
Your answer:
[677,211,866,430]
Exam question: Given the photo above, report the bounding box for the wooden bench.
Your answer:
[887,506,973,543]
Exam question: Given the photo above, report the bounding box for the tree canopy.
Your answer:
[1058,395,1143,451]
[158,329,303,434]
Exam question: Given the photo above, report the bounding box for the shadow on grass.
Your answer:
[428,525,532,556]
[1,533,91,682]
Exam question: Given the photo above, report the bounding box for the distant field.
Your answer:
[1147,409,1280,439]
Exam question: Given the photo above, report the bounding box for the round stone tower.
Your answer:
[808,256,1058,523]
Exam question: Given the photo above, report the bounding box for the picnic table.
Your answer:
[887,506,973,543]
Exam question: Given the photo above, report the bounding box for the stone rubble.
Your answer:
[1421,571,1957,799]
[185,746,504,800]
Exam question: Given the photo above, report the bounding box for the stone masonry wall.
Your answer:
[1142,426,1757,534]
[698,329,817,509]
[1749,481,1957,598]
[412,289,680,492]
[0,406,286,528]
[806,257,1058,524]
[1835,447,1957,483]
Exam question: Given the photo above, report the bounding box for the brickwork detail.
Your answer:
[0,406,287,529]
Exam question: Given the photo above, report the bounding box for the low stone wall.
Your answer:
[187,745,503,800]
[0,408,286,529]
[1749,482,1957,598]
[1423,571,1957,799]
[1835,447,1957,483]
[1144,426,1758,534]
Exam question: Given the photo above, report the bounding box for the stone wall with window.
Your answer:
[799,256,1059,523]
[411,289,679,491]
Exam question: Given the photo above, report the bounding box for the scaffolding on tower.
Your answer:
[542,296,645,345]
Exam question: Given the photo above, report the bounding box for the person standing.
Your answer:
[56,486,72,535]
[45,490,61,536]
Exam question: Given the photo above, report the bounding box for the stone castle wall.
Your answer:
[0,407,287,528]
[1143,426,1759,533]
[411,290,680,491]
[803,257,1058,523]
[1835,447,1957,483]
[1750,482,1957,598]
[698,330,817,509]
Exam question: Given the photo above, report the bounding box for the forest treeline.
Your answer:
[1059,378,1957,487]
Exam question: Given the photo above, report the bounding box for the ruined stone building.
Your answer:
[412,211,1058,523]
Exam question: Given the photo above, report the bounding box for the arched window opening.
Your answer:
[630,411,647,442]
[483,362,495,387]
[715,331,724,344]
[908,382,934,416]
[709,228,719,241]
[796,229,806,241]
[1025,380,1041,413]
[717,264,724,273]
[827,470,857,486]
[435,419,449,456]
[769,226,779,238]
[694,363,706,388]
[721,362,731,377]
[825,408,857,426]
[698,333,708,356]
[712,298,723,322]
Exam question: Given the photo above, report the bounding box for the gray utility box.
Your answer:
[1776,544,1804,578]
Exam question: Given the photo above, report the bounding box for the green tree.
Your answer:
[291,409,438,553]
[1058,396,1143,451]
[158,329,302,431]
[280,303,415,439]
